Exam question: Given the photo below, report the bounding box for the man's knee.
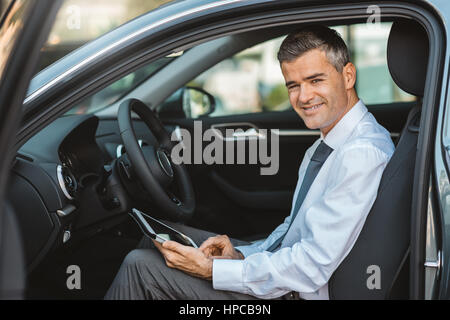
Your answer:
[123,249,146,263]
[121,248,162,271]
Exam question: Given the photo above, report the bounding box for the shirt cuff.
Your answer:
[212,259,246,293]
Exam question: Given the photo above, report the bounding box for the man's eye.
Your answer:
[312,79,322,84]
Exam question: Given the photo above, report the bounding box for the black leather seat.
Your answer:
[328,19,429,299]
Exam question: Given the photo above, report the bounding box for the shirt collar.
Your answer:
[320,100,368,150]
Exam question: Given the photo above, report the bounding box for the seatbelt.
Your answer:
[386,247,410,299]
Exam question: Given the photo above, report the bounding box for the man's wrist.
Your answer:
[235,249,244,259]
[205,258,213,280]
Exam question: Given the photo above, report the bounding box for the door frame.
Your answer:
[0,0,62,298]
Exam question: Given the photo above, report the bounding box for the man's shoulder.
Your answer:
[340,112,395,158]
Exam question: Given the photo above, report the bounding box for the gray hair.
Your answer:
[277,25,350,72]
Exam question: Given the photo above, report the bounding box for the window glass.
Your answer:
[65,53,183,115]
[345,23,414,104]
[186,22,415,119]
[188,37,288,117]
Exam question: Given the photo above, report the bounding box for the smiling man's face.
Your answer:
[281,48,357,136]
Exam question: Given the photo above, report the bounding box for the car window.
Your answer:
[64,53,183,115]
[37,0,176,73]
[347,23,414,105]
[184,22,415,119]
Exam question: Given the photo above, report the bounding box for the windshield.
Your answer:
[64,54,181,115]
[37,0,176,72]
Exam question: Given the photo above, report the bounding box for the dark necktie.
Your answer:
[267,140,334,252]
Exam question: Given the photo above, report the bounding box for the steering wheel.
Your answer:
[117,98,195,222]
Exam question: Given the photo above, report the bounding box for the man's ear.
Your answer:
[342,62,356,90]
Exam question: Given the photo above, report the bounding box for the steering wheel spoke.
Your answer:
[117,99,195,222]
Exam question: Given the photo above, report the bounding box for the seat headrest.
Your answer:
[387,19,429,97]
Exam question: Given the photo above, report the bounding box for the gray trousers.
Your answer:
[104,221,263,300]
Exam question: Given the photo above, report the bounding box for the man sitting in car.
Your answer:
[104,25,395,300]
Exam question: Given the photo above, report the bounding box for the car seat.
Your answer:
[328,18,429,299]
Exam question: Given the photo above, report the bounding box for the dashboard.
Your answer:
[8,112,175,272]
[9,114,128,271]
[57,118,104,200]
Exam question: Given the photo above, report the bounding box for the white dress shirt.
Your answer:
[212,100,395,300]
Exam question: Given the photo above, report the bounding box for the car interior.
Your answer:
[6,15,430,299]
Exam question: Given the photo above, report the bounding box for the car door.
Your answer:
[0,0,62,299]
[6,0,443,300]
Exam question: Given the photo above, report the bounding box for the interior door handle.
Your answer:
[211,122,266,141]
[231,128,266,139]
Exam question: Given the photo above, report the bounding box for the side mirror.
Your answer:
[158,86,216,119]
[182,86,215,118]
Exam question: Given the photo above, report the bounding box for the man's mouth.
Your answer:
[302,103,324,112]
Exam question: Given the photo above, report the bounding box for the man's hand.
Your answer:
[153,240,213,280]
[199,235,244,260]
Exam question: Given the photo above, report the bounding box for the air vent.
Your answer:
[16,153,34,162]
[57,165,77,200]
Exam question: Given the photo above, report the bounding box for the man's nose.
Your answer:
[298,85,314,105]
